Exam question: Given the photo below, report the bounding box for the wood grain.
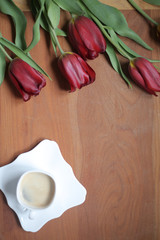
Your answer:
[0,1,160,240]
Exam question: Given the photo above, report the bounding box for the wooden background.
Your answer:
[0,0,160,239]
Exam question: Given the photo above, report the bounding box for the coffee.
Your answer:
[18,172,55,209]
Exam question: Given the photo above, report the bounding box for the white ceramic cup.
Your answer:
[16,170,56,219]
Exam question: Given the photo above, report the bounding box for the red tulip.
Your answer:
[129,57,160,96]
[68,16,106,60]
[8,58,46,101]
[58,52,95,92]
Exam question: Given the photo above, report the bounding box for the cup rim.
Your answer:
[16,170,56,210]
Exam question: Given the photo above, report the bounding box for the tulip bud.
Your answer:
[58,52,95,92]
[68,16,106,60]
[128,58,160,96]
[8,58,46,101]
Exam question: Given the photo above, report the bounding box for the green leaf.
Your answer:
[117,38,141,58]
[0,46,6,85]
[105,27,130,59]
[30,0,61,55]
[55,28,67,36]
[105,26,141,58]
[0,37,51,80]
[25,0,46,53]
[0,0,27,50]
[128,0,158,26]
[46,0,60,28]
[76,0,90,17]
[52,0,83,15]
[143,0,160,5]
[105,40,132,87]
[30,0,66,55]
[30,0,50,32]
[81,0,152,50]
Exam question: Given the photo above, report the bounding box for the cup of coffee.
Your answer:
[16,170,56,219]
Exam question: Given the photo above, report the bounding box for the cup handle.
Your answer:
[28,210,36,220]
[18,205,36,220]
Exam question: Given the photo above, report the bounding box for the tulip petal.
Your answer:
[68,22,88,60]
[129,61,156,95]
[58,53,95,92]
[76,54,95,84]
[10,59,46,94]
[59,54,88,90]
[68,16,106,60]
[75,16,106,54]
[8,71,31,101]
[135,58,160,92]
[8,58,46,101]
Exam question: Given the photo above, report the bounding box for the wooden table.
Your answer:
[0,0,160,239]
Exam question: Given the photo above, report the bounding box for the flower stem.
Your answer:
[51,27,64,55]
[0,43,12,61]
[127,0,158,26]
[44,12,64,55]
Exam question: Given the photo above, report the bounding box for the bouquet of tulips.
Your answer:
[0,0,160,101]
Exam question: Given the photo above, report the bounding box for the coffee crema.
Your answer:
[18,172,55,209]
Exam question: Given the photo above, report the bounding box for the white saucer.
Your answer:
[0,140,87,232]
